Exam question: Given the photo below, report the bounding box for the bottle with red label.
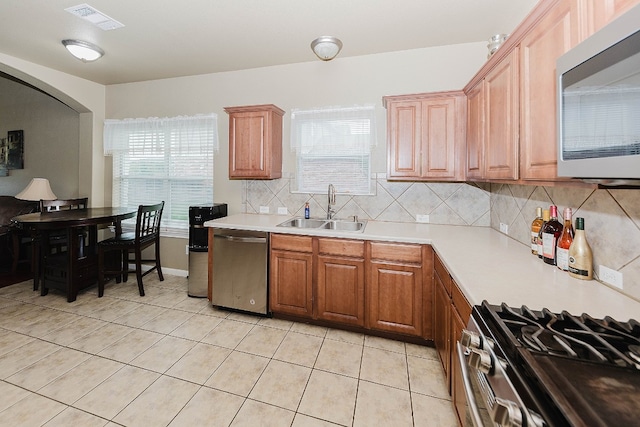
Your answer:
[542,205,563,265]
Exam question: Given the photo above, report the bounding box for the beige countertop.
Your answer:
[206,213,640,321]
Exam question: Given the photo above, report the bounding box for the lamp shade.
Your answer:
[16,178,57,201]
[62,39,104,62]
[311,36,343,61]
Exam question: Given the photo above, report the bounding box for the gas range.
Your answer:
[459,301,640,427]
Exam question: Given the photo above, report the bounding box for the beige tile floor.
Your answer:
[0,275,457,427]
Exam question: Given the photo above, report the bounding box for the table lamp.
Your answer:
[16,178,57,202]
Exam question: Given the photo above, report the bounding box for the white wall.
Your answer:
[0,52,107,205]
[0,78,80,198]
[105,42,488,215]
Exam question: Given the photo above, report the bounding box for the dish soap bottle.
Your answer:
[568,217,593,280]
[304,202,310,219]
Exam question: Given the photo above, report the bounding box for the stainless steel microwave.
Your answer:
[557,4,640,185]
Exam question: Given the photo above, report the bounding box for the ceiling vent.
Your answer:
[65,3,124,31]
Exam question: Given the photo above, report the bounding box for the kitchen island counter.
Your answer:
[206,213,640,320]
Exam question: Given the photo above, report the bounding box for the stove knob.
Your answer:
[460,329,482,349]
[467,348,492,374]
[492,398,523,427]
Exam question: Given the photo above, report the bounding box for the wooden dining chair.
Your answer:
[37,198,89,291]
[97,201,164,297]
[40,197,89,256]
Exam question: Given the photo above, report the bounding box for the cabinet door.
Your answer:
[484,48,519,180]
[434,272,451,390]
[451,306,467,427]
[465,81,484,179]
[387,100,422,179]
[520,0,580,180]
[587,0,640,34]
[269,249,313,317]
[368,261,423,336]
[386,93,465,181]
[317,255,365,326]
[422,97,463,180]
[226,105,283,179]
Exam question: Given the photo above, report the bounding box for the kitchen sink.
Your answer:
[277,217,367,233]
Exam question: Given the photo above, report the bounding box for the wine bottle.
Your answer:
[542,205,563,265]
[556,207,574,271]
[537,209,549,259]
[568,217,593,280]
[531,207,543,255]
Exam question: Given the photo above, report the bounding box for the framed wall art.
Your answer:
[1,130,24,170]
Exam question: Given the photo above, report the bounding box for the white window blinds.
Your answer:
[291,105,376,195]
[104,114,218,234]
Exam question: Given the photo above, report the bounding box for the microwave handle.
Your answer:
[456,341,484,427]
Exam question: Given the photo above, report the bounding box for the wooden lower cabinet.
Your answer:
[269,234,313,318]
[367,242,432,338]
[433,254,472,426]
[434,268,451,390]
[368,261,423,336]
[316,238,365,327]
[451,303,467,426]
[269,234,432,339]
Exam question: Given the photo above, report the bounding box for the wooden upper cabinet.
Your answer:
[484,48,520,180]
[585,0,640,35]
[384,92,466,181]
[520,0,580,181]
[225,104,284,180]
[465,80,484,179]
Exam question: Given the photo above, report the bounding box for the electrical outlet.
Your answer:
[185,244,189,255]
[599,265,623,289]
[259,206,269,214]
[416,214,430,223]
[277,207,288,215]
[500,223,509,234]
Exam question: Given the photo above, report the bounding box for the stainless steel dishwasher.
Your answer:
[211,228,269,315]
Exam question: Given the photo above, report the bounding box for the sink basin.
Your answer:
[277,217,367,233]
[277,218,327,228]
[320,220,366,232]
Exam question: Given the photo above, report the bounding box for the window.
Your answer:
[104,114,218,236]
[291,105,376,195]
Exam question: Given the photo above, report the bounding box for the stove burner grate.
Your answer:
[496,303,640,369]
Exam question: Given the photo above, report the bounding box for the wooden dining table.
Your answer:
[12,207,136,302]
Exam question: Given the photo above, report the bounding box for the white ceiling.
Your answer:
[0,0,538,86]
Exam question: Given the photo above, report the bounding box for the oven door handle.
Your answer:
[456,341,485,427]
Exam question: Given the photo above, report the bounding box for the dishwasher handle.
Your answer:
[214,234,267,244]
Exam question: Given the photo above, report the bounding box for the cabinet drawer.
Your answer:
[271,234,313,253]
[318,238,365,258]
[452,279,472,322]
[369,241,422,264]
[434,253,452,296]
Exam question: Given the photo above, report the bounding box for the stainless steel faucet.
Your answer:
[327,184,336,219]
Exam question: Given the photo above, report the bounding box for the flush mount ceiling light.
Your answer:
[311,36,343,61]
[62,39,104,62]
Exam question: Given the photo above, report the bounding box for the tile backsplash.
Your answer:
[243,176,640,303]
